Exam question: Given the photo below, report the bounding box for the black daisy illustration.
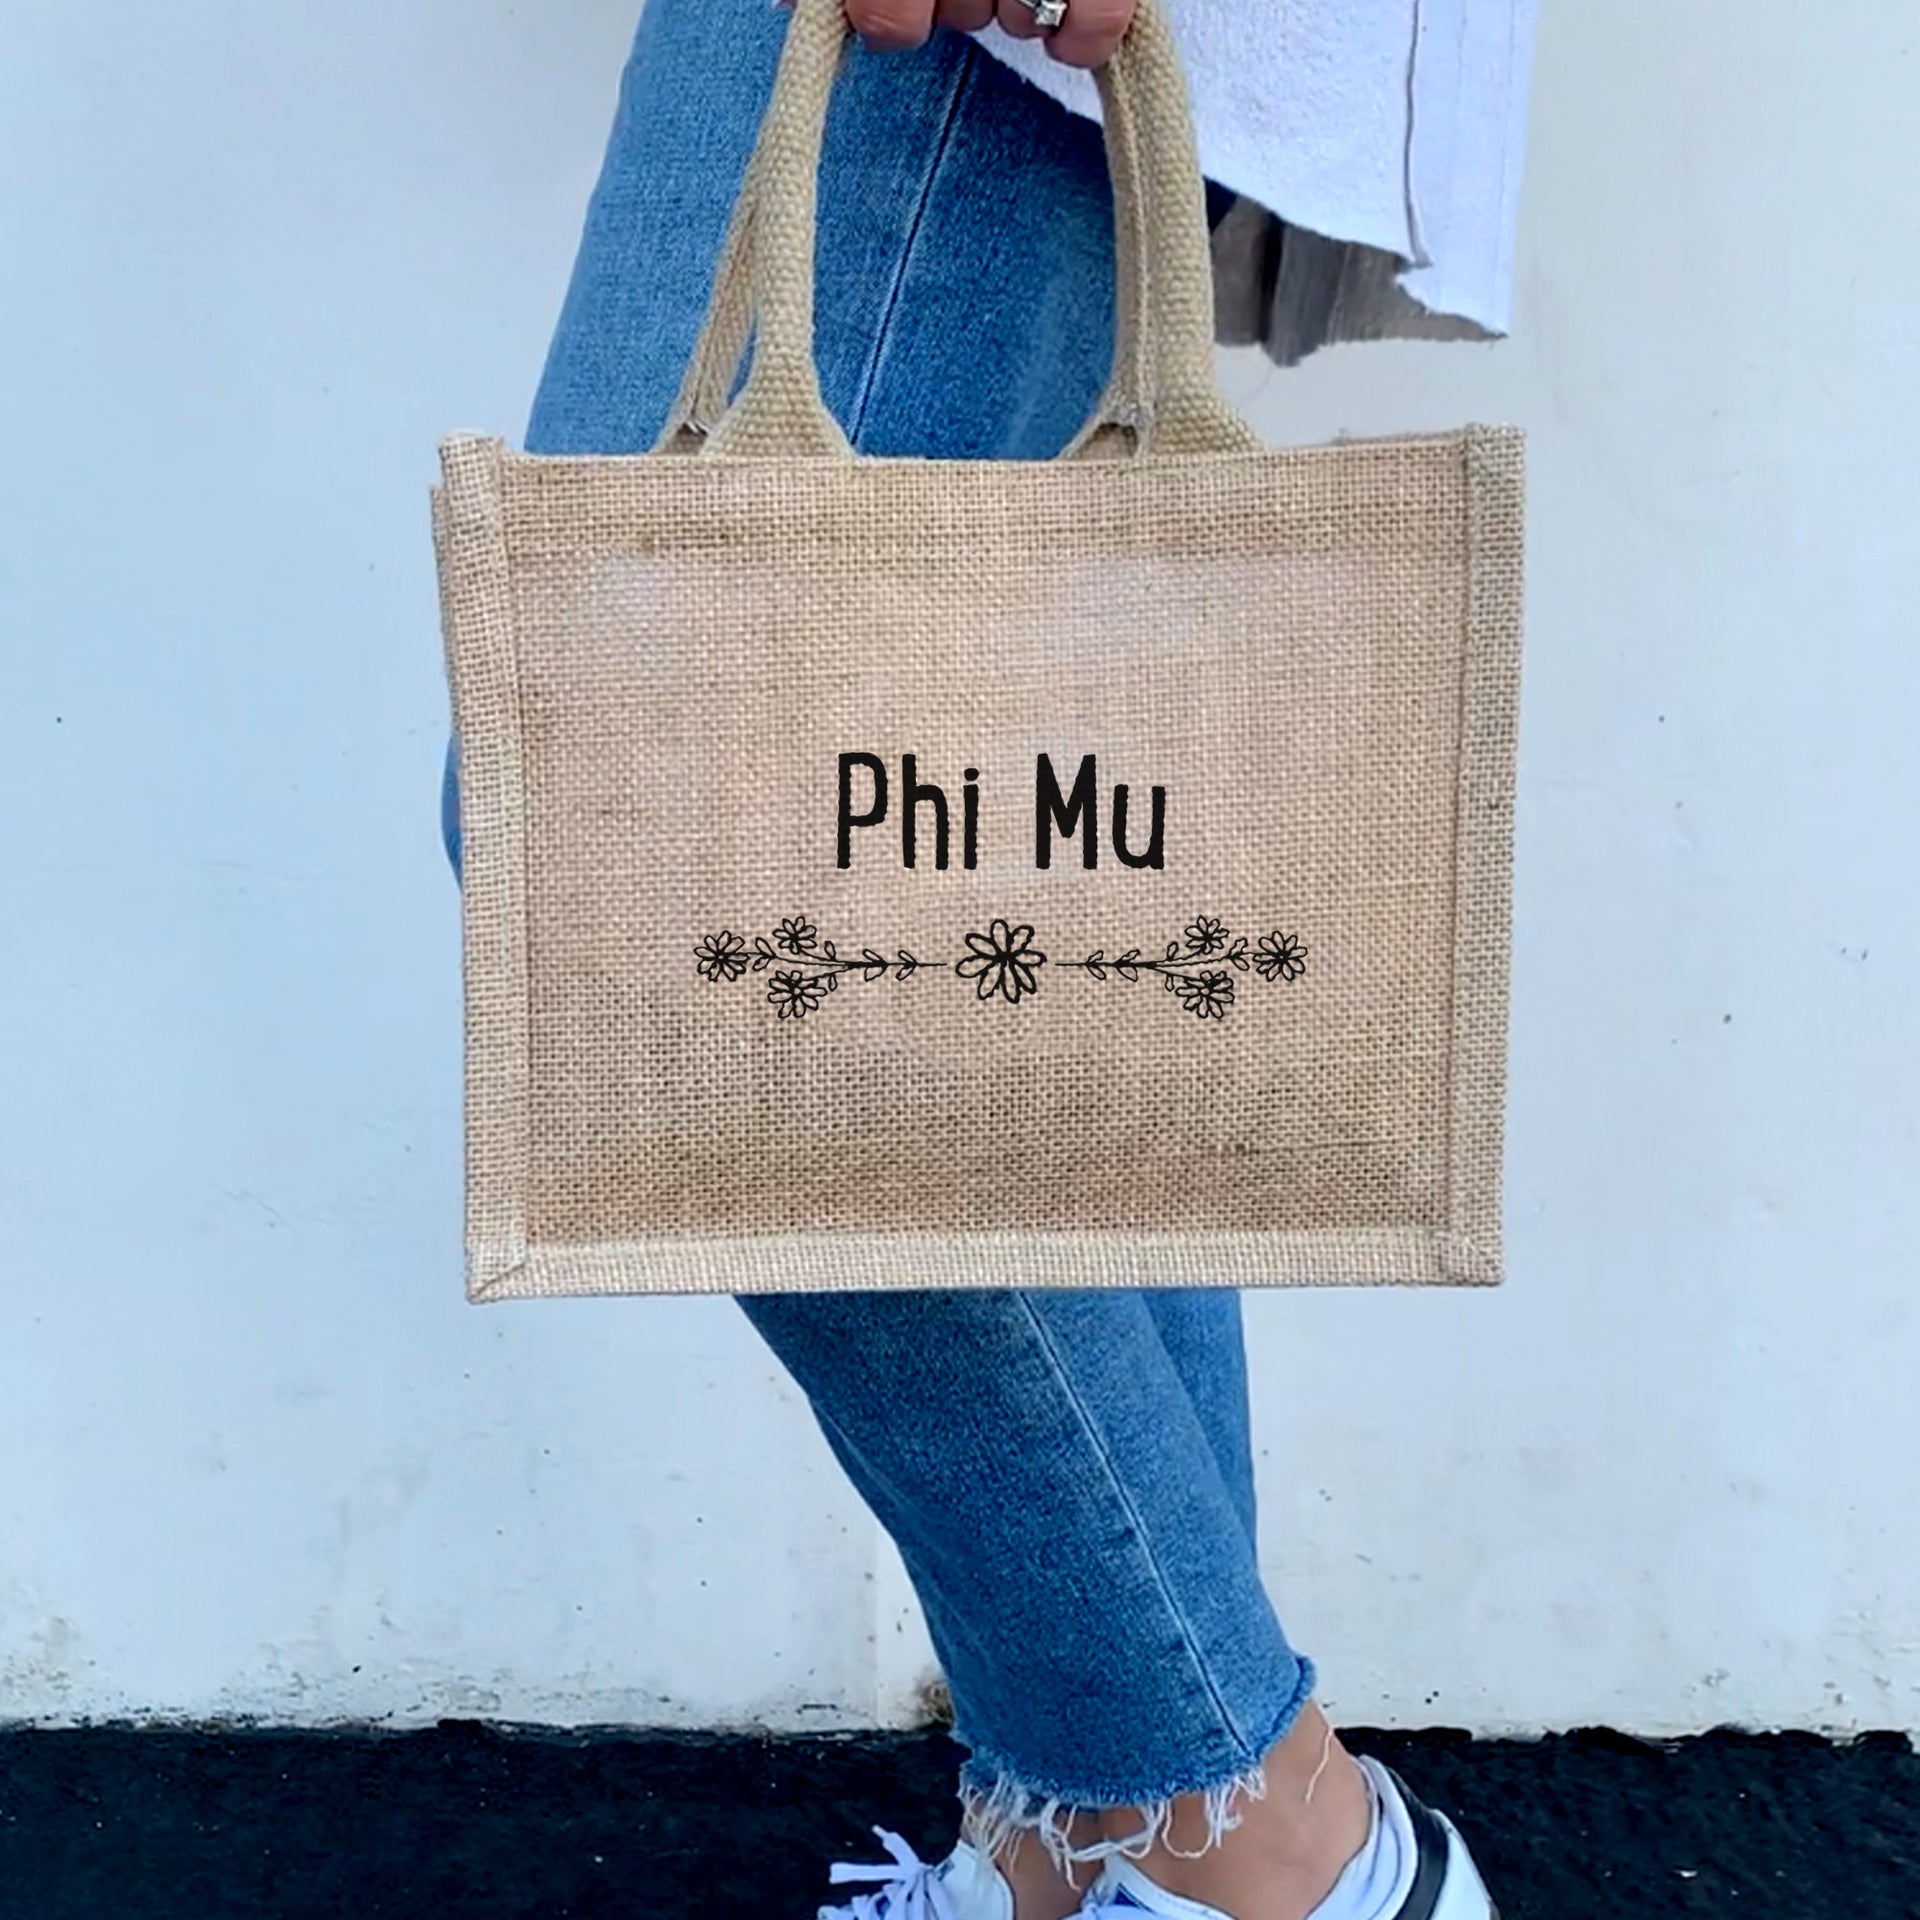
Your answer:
[1177,971,1235,1020]
[1184,914,1228,957]
[773,913,821,956]
[955,918,1046,1005]
[693,929,751,984]
[1253,931,1308,982]
[767,969,828,1019]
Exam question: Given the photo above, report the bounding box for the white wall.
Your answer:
[3,0,1915,1737]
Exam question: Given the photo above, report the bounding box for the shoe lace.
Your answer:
[819,1827,959,1920]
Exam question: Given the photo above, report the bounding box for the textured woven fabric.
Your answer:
[431,0,1526,1302]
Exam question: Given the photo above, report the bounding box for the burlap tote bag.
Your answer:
[432,0,1525,1303]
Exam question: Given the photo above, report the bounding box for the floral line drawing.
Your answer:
[957,919,1045,1004]
[693,916,1306,1022]
[1053,921,1307,1022]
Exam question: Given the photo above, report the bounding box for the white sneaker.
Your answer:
[818,1827,1015,1920]
[1080,1759,1500,1920]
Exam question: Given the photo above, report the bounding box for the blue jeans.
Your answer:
[441,0,1314,1865]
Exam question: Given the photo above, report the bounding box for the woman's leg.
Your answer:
[446,7,1366,1913]
[735,1288,1321,1892]
[1139,1288,1260,1550]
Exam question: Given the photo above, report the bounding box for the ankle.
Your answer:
[995,1818,1102,1920]
[1243,1743,1372,1869]
[1093,1714,1374,1920]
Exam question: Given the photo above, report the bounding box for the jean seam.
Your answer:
[843,39,976,450]
[1011,1291,1259,1761]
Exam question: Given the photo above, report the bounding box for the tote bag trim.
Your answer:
[1441,421,1525,1281]
[460,1227,1488,1301]
[433,422,1522,1301]
[435,434,533,1285]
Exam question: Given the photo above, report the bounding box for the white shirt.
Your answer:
[975,0,1536,335]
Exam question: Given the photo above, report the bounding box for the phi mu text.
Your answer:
[836,753,1166,872]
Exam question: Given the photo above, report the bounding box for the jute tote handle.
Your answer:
[658,33,1153,457]
[657,0,1258,459]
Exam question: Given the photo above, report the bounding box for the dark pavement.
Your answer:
[1,1723,1914,1919]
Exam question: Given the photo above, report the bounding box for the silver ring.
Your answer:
[1019,0,1069,29]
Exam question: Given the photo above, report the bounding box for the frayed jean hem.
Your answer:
[952,1655,1317,1873]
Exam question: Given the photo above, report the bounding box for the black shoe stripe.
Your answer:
[1377,1765,1457,1920]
